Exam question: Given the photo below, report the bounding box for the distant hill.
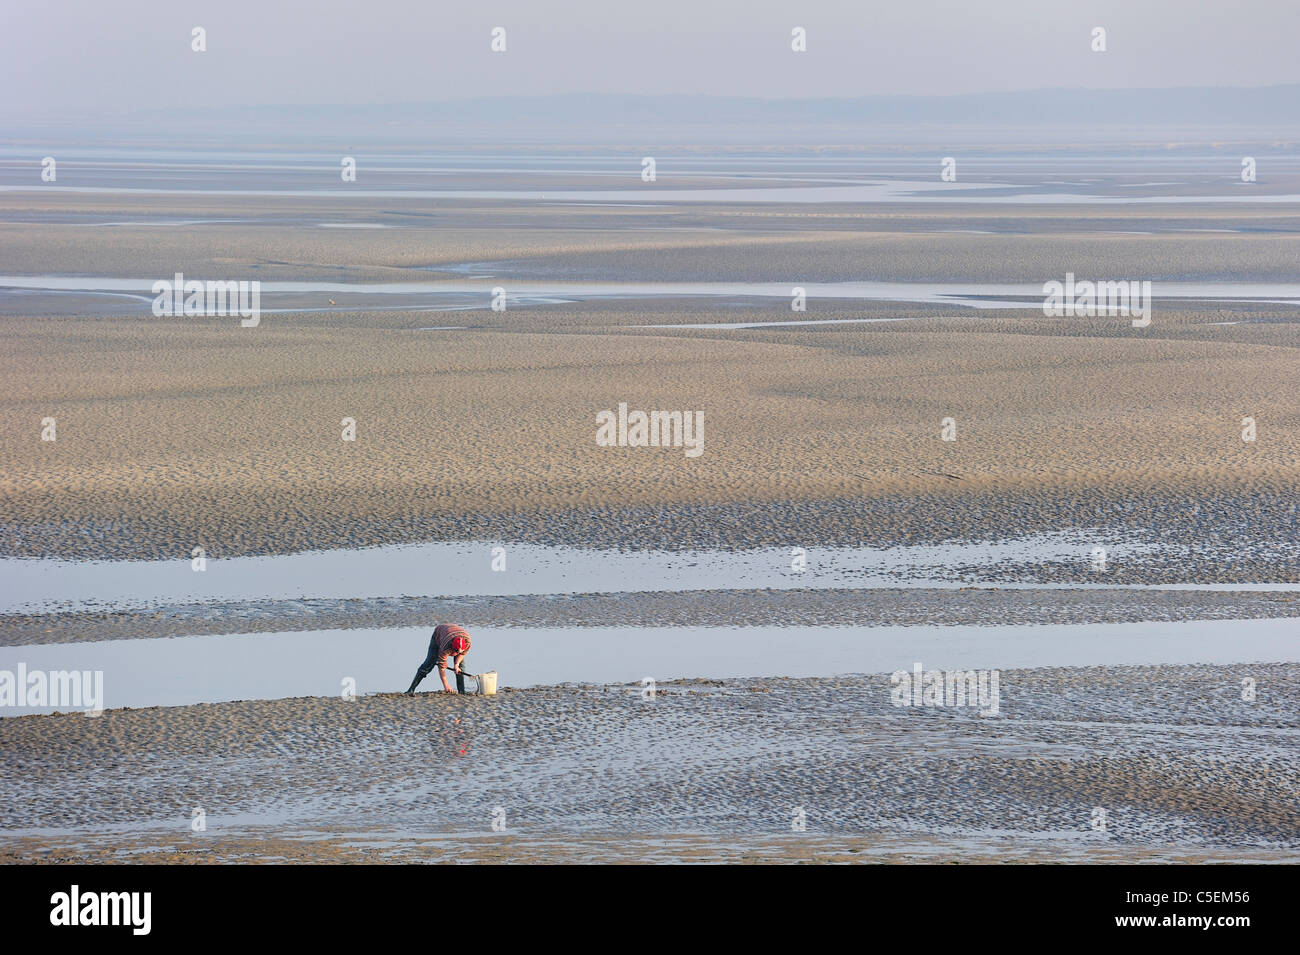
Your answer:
[9,86,1300,146]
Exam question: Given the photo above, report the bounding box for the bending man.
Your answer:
[405,623,472,694]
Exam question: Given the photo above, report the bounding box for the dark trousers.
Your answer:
[411,634,466,693]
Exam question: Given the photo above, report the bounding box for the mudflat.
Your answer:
[1,665,1296,864]
[2,186,1296,865]
[2,202,1298,573]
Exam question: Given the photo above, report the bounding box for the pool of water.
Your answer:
[3,276,1298,316]
[1,617,1294,715]
[0,532,1194,615]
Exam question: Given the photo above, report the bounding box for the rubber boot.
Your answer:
[405,670,427,695]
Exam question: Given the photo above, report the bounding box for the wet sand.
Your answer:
[7,829,1296,865]
[3,193,1298,572]
[2,587,1298,646]
[1,302,1296,569]
[1,665,1296,864]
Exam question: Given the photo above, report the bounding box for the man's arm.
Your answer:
[438,658,454,692]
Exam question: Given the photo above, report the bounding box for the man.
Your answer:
[405,623,472,694]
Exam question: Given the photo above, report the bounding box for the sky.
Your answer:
[2,0,1299,117]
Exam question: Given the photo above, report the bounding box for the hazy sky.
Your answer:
[3,0,1298,116]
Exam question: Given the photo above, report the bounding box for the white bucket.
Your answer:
[478,671,498,696]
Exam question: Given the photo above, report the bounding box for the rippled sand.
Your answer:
[2,303,1297,568]
[1,665,1295,864]
[3,587,1298,645]
[4,197,1298,572]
